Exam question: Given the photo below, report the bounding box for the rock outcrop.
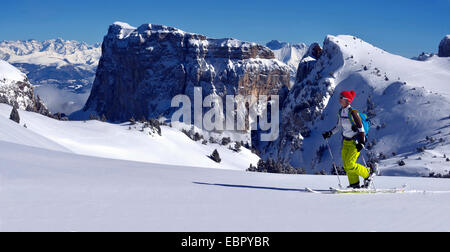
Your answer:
[438,35,450,57]
[0,60,49,114]
[295,43,323,84]
[83,22,290,122]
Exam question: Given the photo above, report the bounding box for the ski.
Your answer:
[305,185,407,194]
[305,187,322,194]
[330,184,407,194]
[305,188,336,194]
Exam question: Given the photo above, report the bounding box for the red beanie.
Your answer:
[340,90,356,103]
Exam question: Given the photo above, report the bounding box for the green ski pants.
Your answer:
[342,139,369,185]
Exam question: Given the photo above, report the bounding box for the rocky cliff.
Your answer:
[83,22,290,122]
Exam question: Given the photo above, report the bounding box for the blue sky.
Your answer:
[1,0,449,57]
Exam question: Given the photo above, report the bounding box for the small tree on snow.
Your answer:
[89,114,99,121]
[9,106,20,124]
[221,137,231,146]
[210,149,222,163]
[234,142,242,152]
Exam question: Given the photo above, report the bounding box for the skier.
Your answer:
[322,90,375,189]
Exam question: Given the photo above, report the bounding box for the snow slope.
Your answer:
[0,103,259,171]
[1,140,450,232]
[0,60,26,83]
[0,109,70,153]
[268,35,450,177]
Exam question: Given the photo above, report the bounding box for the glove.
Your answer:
[356,137,366,152]
[322,131,332,139]
[352,125,358,132]
[356,142,364,152]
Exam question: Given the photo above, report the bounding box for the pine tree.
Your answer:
[9,106,20,124]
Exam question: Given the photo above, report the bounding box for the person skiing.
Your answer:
[322,90,374,189]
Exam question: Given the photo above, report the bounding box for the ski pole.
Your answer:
[326,139,343,189]
[361,146,376,190]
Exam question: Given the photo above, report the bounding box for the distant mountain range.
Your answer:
[0,60,48,115]
[0,39,101,114]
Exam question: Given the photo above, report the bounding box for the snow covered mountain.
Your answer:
[261,35,450,177]
[266,40,309,86]
[0,39,101,114]
[81,22,290,129]
[0,60,48,114]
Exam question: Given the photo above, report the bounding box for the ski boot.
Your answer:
[362,177,373,189]
[348,183,361,189]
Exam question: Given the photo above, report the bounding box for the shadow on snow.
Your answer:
[193,182,330,193]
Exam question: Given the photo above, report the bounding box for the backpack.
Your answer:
[348,109,371,138]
